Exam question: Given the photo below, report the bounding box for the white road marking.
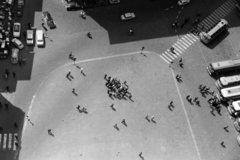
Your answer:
[13,133,17,151]
[8,133,12,149]
[162,53,173,62]
[172,44,182,54]
[170,69,203,160]
[159,55,170,64]
[3,134,7,150]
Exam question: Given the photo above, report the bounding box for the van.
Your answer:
[36,30,44,47]
[18,0,24,6]
[11,48,19,64]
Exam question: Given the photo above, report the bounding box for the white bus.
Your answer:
[217,85,240,101]
[199,19,229,44]
[216,75,240,90]
[207,58,240,76]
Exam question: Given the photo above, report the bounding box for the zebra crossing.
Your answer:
[160,0,237,64]
[0,133,19,151]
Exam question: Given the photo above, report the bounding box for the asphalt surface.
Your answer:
[1,0,240,160]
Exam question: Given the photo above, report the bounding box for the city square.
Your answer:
[1,0,240,160]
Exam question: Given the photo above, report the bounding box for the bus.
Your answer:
[207,58,240,76]
[216,75,240,90]
[217,85,240,101]
[199,19,229,44]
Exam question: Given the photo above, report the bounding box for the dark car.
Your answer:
[42,11,56,29]
[66,2,81,11]
[96,0,108,6]
[16,6,23,17]
[83,0,97,8]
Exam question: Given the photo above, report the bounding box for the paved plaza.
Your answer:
[1,0,240,160]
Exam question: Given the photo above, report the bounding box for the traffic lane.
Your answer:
[173,39,240,160]
[20,53,201,160]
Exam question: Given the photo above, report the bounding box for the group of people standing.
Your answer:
[104,74,132,101]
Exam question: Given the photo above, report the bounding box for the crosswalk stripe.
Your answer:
[186,34,197,41]
[209,14,219,22]
[8,133,12,149]
[201,21,211,29]
[13,133,17,151]
[214,9,225,17]
[183,35,194,43]
[172,49,181,56]
[165,51,176,58]
[159,55,170,64]
[205,18,216,27]
[225,0,236,9]
[162,53,172,62]
[218,6,230,14]
[217,8,228,17]
[221,3,232,13]
[3,134,7,150]
[182,37,192,45]
[184,35,194,43]
[175,42,185,51]
[0,134,2,149]
[188,33,198,41]
[173,43,184,52]
[212,12,222,19]
[172,44,182,54]
[179,39,189,48]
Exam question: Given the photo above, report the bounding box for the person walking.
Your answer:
[48,129,54,137]
[145,115,150,122]
[14,122,18,128]
[121,119,127,126]
[87,32,92,39]
[6,86,9,92]
[114,124,119,131]
[72,88,76,94]
[69,52,73,59]
[220,141,226,148]
[223,126,229,132]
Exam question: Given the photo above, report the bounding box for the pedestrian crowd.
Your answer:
[104,74,132,101]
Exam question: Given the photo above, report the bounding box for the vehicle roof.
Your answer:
[211,58,240,70]
[232,100,240,111]
[221,85,240,97]
[220,75,240,85]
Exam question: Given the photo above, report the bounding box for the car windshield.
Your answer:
[125,13,131,18]
[14,25,20,31]
[15,40,21,46]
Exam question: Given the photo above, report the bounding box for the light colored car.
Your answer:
[11,38,24,49]
[237,135,240,146]
[11,48,19,64]
[13,22,21,38]
[36,30,44,47]
[234,118,240,132]
[26,30,34,45]
[109,0,120,4]
[121,12,135,21]
[18,0,24,6]
[178,0,190,6]
[227,100,240,118]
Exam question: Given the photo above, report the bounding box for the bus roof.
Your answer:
[221,85,240,98]
[211,58,240,70]
[208,19,228,37]
[232,100,240,111]
[220,75,240,85]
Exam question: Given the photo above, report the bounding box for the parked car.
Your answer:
[11,48,19,64]
[13,22,21,38]
[18,0,24,6]
[109,0,120,4]
[0,10,5,20]
[237,135,240,146]
[11,38,24,49]
[36,30,44,47]
[83,0,97,8]
[66,2,81,11]
[121,12,135,21]
[0,48,9,59]
[26,30,34,45]
[16,6,23,17]
[234,118,240,132]
[96,0,108,6]
[177,0,190,6]
[42,11,56,29]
